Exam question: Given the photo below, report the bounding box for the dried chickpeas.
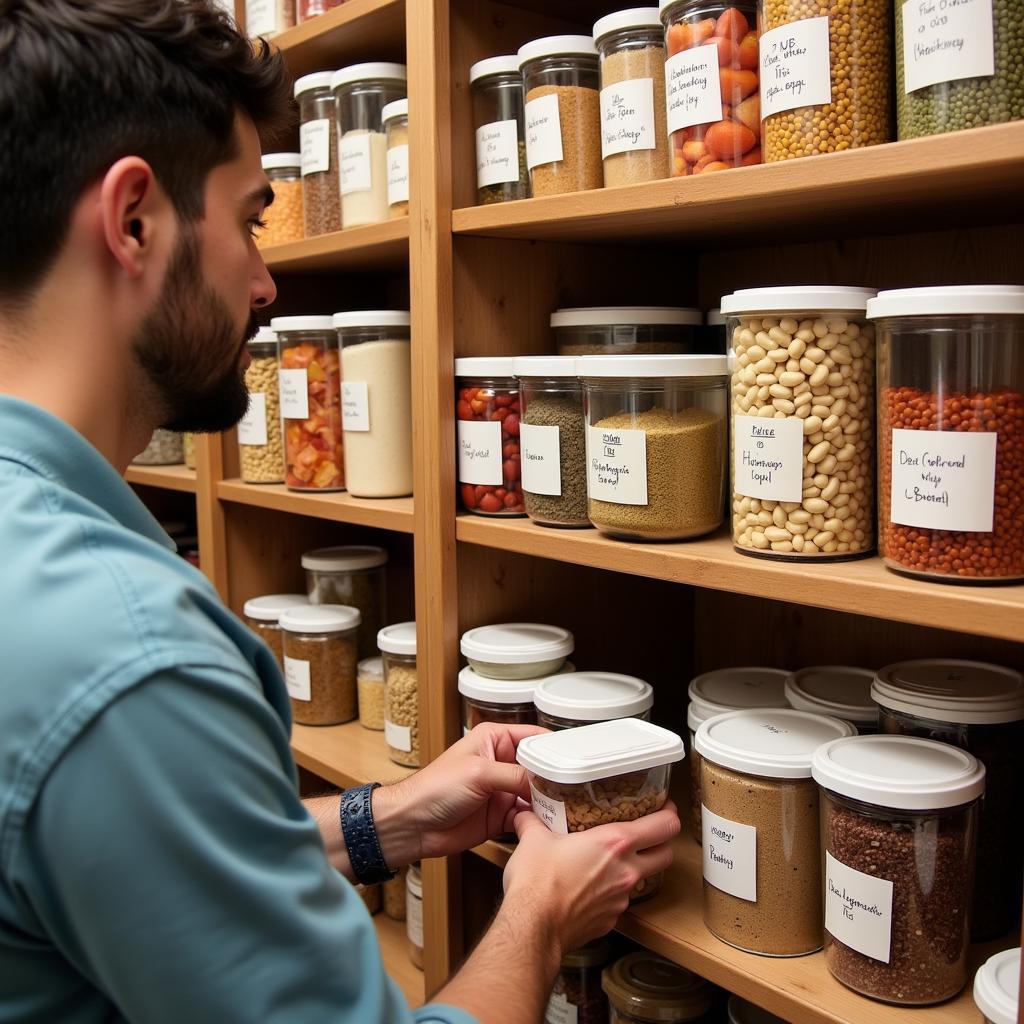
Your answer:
[531,770,669,831]
[240,352,285,484]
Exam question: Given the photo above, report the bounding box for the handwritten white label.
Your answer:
[760,16,832,118]
[300,118,331,176]
[530,783,569,834]
[524,93,564,170]
[600,77,657,158]
[339,132,372,194]
[278,368,309,420]
[406,885,423,946]
[825,851,894,963]
[665,44,724,134]
[283,656,311,702]
[586,425,648,505]
[476,119,521,188]
[702,805,757,902]
[733,414,804,501]
[544,993,578,1024]
[385,720,412,752]
[902,0,994,93]
[457,420,502,485]
[520,423,561,496]
[245,0,277,37]
[387,143,409,205]
[890,428,997,532]
[238,392,269,446]
[341,381,370,432]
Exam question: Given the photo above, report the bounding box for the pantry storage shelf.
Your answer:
[124,464,197,493]
[374,913,424,1008]
[261,220,409,273]
[291,720,416,791]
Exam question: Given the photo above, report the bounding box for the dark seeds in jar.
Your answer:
[457,386,525,515]
[523,395,589,526]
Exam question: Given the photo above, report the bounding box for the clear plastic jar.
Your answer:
[546,937,614,1024]
[812,734,985,1004]
[459,666,539,732]
[382,99,409,218]
[383,865,408,920]
[722,287,877,561]
[603,952,718,1023]
[515,356,589,528]
[238,326,285,484]
[455,357,524,516]
[534,671,653,730]
[553,307,705,355]
[357,656,385,730]
[406,863,424,969]
[973,948,1021,1024]
[470,56,530,205]
[298,0,344,22]
[460,623,574,680]
[594,9,669,188]
[380,622,419,768]
[579,355,729,541]
[695,708,855,956]
[280,605,360,726]
[332,63,407,228]
[295,73,341,237]
[183,433,196,470]
[258,153,304,248]
[273,316,344,492]
[245,0,294,37]
[133,429,183,466]
[784,666,877,732]
[867,286,1024,583]
[242,593,309,667]
[518,36,603,197]
[662,0,760,175]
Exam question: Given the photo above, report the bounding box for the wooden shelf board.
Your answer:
[452,123,1024,245]
[291,719,415,790]
[261,220,408,274]
[456,516,1024,642]
[125,464,197,493]
[217,479,414,532]
[375,912,424,1009]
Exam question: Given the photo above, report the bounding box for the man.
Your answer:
[0,2,680,1022]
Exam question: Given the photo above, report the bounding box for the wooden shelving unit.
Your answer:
[374,913,424,1008]
[260,220,409,273]
[124,464,197,493]
[292,720,416,790]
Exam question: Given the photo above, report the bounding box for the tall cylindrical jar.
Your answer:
[258,153,304,248]
[547,938,614,1024]
[518,36,603,197]
[295,73,341,237]
[470,56,530,205]
[245,0,294,37]
[333,310,413,498]
[406,863,424,969]
[238,326,285,484]
[379,622,419,768]
[593,9,669,187]
[661,0,761,175]
[784,665,877,732]
[272,316,344,492]
[722,287,877,561]
[382,99,409,218]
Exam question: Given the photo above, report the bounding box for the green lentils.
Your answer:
[523,394,590,527]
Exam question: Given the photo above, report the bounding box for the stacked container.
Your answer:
[533,671,653,730]
[295,73,341,236]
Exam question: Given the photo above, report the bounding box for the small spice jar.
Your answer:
[546,937,614,1024]
[460,622,574,680]
[381,99,409,218]
[695,708,855,956]
[812,734,985,1004]
[534,671,653,730]
[456,357,524,516]
[272,315,344,492]
[593,9,669,188]
[357,656,385,730]
[518,35,603,197]
[602,952,718,1023]
[298,0,344,23]
[661,0,761,175]
[245,0,295,37]
[459,666,540,733]
[238,326,285,484]
[383,865,408,920]
[243,594,309,667]
[295,73,341,237]
[579,354,729,541]
[973,947,1021,1024]
[133,429,183,466]
[784,666,877,732]
[470,55,530,205]
[332,63,407,229]
[258,153,304,249]
[554,307,706,356]
[280,604,361,726]
[727,996,786,1024]
[380,621,419,768]
[722,287,877,561]
[406,863,424,969]
[515,355,589,528]
[867,286,1024,583]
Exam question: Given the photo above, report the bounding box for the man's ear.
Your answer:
[98,157,167,278]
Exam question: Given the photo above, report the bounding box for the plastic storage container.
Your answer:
[974,948,1021,1024]
[534,671,653,730]
[704,308,726,354]
[258,153,304,248]
[406,863,424,969]
[661,0,761,175]
[546,937,614,1024]
[867,286,1024,583]
[357,656,385,730]
[280,604,360,726]
[593,9,669,187]
[603,952,718,1023]
[334,310,413,498]
[242,593,309,666]
[183,433,196,470]
[272,316,344,492]
[872,658,1024,941]
[695,708,855,956]
[460,623,574,680]
[470,55,530,205]
[355,882,381,915]
[518,36,603,197]
[579,354,729,541]
[295,73,341,236]
[784,666,877,731]
[298,0,344,24]
[332,63,407,228]
[456,357,524,516]
[245,0,294,37]
[380,622,419,768]
[132,429,183,466]
[384,865,408,920]
[459,666,540,732]
[382,99,409,218]
[553,307,705,355]
[722,287,877,561]
[238,326,285,484]
[812,734,985,1004]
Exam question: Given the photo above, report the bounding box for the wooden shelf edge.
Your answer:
[261,220,409,274]
[374,912,424,1009]
[125,464,197,493]
[290,720,415,790]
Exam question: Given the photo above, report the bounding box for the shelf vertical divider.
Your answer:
[196,432,230,602]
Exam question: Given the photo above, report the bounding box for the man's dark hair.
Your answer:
[0,0,292,303]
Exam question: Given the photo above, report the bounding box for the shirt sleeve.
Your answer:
[9,664,477,1024]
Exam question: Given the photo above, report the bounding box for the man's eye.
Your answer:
[248,217,268,238]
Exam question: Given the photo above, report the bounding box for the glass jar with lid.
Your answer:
[406,863,424,969]
[470,55,529,205]
[534,671,653,730]
[244,0,295,37]
[258,153,304,248]
[294,73,341,236]
[546,937,614,1024]
[383,865,408,921]
[973,948,1021,1024]
[553,307,705,355]
[784,666,876,732]
[460,623,574,680]
[379,622,419,768]
[459,666,541,733]
[602,951,718,1023]
[132,429,183,466]
[381,99,409,218]
[243,594,308,667]
[357,656,385,730]
[238,325,285,484]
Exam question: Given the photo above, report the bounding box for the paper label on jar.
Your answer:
[283,656,311,702]
[457,420,503,486]
[544,993,578,1024]
[387,144,409,205]
[665,44,724,134]
[406,887,424,947]
[733,414,804,502]
[524,93,564,171]
[341,381,370,432]
[586,426,648,506]
[476,119,521,188]
[237,392,269,446]
[890,428,997,532]
[530,782,569,835]
[760,16,833,118]
[520,423,561,496]
[385,720,412,752]
[279,369,309,420]
[702,805,757,902]
[902,0,994,94]
[245,0,277,37]
[825,851,894,964]
[339,132,373,194]
[300,118,331,176]
[600,77,656,157]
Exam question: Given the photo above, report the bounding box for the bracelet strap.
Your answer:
[340,782,396,885]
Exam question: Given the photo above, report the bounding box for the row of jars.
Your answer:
[455,285,1024,585]
[472,3,1022,203]
[243,0,345,38]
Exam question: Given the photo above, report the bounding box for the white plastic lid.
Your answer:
[812,735,986,810]
[576,354,728,378]
[785,666,877,725]
[551,306,702,328]
[720,286,876,316]
[242,593,308,622]
[330,62,408,90]
[533,672,654,721]
[261,152,302,171]
[377,621,417,656]
[455,356,518,378]
[469,55,522,82]
[250,326,277,345]
[358,655,384,681]
[460,623,574,665]
[695,709,855,779]
[687,667,790,730]
[301,545,388,572]
[332,310,411,329]
[270,315,335,333]
[872,659,1024,725]
[517,718,684,784]
[280,604,361,633]
[381,98,408,123]
[459,665,546,704]
[294,71,335,98]
[867,285,1024,319]
[518,35,598,68]
[593,8,663,43]
[706,308,725,326]
[973,948,1021,1024]
[727,996,786,1024]
[513,355,579,378]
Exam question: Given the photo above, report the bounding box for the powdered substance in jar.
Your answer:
[526,85,603,196]
[600,46,669,186]
[340,130,390,227]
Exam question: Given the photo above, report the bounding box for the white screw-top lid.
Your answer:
[812,735,986,811]
[270,315,335,333]
[518,35,598,68]
[332,310,411,329]
[455,356,518,377]
[330,62,408,90]
[867,285,1024,319]
[513,355,579,378]
[706,308,725,326]
[301,545,389,572]
[469,54,522,82]
[517,718,684,785]
[358,655,384,681]
[720,287,876,316]
[261,152,302,171]
[872,659,1024,725]
[687,667,789,732]
[461,623,574,665]
[593,8,663,43]
[551,306,702,328]
[280,604,361,633]
[377,621,417,656]
[576,354,728,378]
[242,593,308,622]
[458,664,574,704]
[294,71,335,98]
[973,948,1021,1024]
[695,709,855,780]
[727,995,787,1024]
[785,666,877,726]
[381,98,408,123]
[533,672,653,721]
[250,326,278,345]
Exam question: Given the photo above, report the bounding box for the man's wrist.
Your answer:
[370,780,422,870]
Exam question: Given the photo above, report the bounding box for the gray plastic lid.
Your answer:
[687,667,790,731]
[785,666,877,725]
[301,545,389,572]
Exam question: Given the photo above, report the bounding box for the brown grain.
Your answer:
[526,84,603,197]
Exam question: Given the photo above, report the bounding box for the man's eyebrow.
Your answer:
[244,184,275,209]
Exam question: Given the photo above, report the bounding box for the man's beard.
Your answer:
[132,227,256,433]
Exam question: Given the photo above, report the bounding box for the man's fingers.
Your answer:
[512,809,546,841]
[474,759,532,801]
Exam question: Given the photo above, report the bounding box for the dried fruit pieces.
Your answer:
[282,341,344,491]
